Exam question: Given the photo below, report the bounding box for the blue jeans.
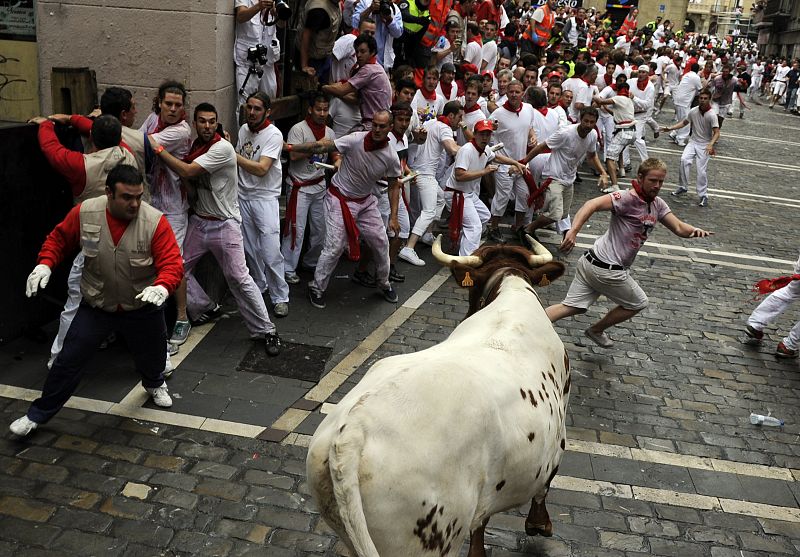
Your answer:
[785,86,798,110]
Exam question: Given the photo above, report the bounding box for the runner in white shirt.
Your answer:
[624,65,655,170]
[770,59,790,108]
[435,63,459,101]
[282,94,338,285]
[486,80,537,243]
[524,86,561,216]
[411,66,445,126]
[560,62,594,122]
[749,59,764,100]
[464,22,483,69]
[480,20,499,74]
[670,63,702,146]
[656,54,682,115]
[593,82,636,193]
[235,92,290,317]
[399,101,463,266]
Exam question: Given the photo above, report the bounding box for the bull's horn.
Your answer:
[432,235,483,268]
[525,234,553,266]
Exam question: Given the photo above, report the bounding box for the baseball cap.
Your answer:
[441,62,456,73]
[635,65,649,72]
[474,119,494,132]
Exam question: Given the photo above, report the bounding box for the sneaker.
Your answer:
[265,331,282,357]
[146,383,173,408]
[163,354,174,378]
[170,320,191,346]
[167,342,179,357]
[653,131,660,139]
[671,187,688,197]
[776,341,799,359]
[618,166,626,178]
[585,328,614,348]
[9,415,38,436]
[574,174,583,183]
[382,286,399,303]
[676,141,686,147]
[624,164,632,172]
[486,228,506,244]
[191,303,223,325]
[308,285,326,309]
[398,246,426,266]
[272,302,289,318]
[698,196,708,207]
[352,269,377,288]
[389,264,405,283]
[743,324,764,345]
[285,272,300,285]
[601,185,620,194]
[420,232,436,246]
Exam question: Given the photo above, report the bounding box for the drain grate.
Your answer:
[237,341,332,382]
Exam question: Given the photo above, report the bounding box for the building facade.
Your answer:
[754,0,800,59]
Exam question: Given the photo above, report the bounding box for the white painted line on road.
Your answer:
[721,132,800,147]
[648,146,800,172]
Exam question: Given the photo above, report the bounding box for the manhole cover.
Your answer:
[237,341,332,382]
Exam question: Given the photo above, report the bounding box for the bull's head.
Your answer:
[432,235,566,317]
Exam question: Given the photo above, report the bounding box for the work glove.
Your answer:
[135,285,169,307]
[26,264,52,297]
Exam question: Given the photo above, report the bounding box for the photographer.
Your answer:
[352,0,403,70]
[296,0,342,84]
[235,0,282,101]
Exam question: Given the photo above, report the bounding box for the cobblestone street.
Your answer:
[1,102,799,556]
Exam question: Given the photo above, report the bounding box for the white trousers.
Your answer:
[410,174,445,237]
[239,197,290,304]
[492,168,528,217]
[375,185,411,239]
[599,116,614,161]
[748,76,762,99]
[280,186,326,273]
[678,142,710,197]
[50,252,84,364]
[674,105,691,144]
[444,190,490,256]
[235,48,277,104]
[623,119,649,164]
[748,273,800,351]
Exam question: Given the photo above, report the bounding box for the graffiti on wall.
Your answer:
[0,2,38,120]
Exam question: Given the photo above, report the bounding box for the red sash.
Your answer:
[284,175,326,249]
[329,185,370,261]
[527,176,552,210]
[445,187,465,251]
[753,274,800,296]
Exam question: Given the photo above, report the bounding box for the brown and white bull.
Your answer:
[306,236,570,557]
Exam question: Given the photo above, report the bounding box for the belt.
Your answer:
[585,250,624,271]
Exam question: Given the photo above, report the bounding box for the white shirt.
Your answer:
[688,106,719,145]
[531,107,560,143]
[489,102,536,160]
[192,140,241,221]
[139,114,191,215]
[411,90,445,126]
[464,41,482,69]
[673,71,702,107]
[413,119,455,175]
[775,64,790,82]
[237,123,283,200]
[664,62,681,88]
[432,36,455,70]
[561,77,592,121]
[287,120,335,194]
[481,40,498,73]
[436,81,459,102]
[331,33,358,83]
[629,79,655,118]
[447,142,495,194]
[543,124,596,184]
[608,96,635,126]
[333,131,402,198]
[751,63,764,78]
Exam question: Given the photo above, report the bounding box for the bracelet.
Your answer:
[286,144,293,152]
[154,145,165,155]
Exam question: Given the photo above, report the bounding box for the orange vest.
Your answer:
[617,15,636,36]
[420,0,455,48]
[523,4,554,46]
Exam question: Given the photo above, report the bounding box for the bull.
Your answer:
[306,235,570,557]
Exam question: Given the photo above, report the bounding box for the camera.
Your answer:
[379,0,393,17]
[247,44,269,65]
[275,0,291,21]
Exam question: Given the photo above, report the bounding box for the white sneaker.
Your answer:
[420,232,436,246]
[618,167,626,178]
[10,415,38,436]
[398,247,426,267]
[163,354,174,379]
[146,383,173,408]
[601,185,620,194]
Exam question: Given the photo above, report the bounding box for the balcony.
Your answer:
[686,0,713,16]
[762,0,791,19]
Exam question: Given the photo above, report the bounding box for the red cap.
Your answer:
[460,63,479,74]
[547,71,562,80]
[474,119,494,132]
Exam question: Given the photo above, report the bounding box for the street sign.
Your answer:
[659,4,666,12]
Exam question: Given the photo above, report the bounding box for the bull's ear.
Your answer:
[526,261,566,287]
[451,263,484,289]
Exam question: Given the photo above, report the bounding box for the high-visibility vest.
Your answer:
[420,0,454,48]
[617,15,636,36]
[403,0,430,34]
[522,3,554,46]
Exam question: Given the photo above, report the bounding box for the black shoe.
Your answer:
[191,303,223,325]
[308,287,326,309]
[389,265,405,283]
[574,174,583,183]
[265,331,282,357]
[486,228,506,244]
[382,286,399,303]
[352,269,377,288]
[670,187,688,197]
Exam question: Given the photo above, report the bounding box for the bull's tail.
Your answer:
[329,420,380,557]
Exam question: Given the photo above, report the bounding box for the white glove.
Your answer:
[26,264,52,297]
[268,40,281,63]
[135,285,169,307]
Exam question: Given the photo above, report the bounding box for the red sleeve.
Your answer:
[70,114,93,136]
[151,216,184,295]
[38,120,87,197]
[38,204,82,269]
[475,1,491,22]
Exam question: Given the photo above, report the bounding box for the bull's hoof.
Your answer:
[524,521,553,537]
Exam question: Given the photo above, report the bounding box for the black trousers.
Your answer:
[28,303,167,424]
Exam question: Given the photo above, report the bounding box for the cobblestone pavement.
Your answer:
[1,102,800,556]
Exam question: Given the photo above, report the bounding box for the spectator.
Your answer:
[296,0,342,83]
[352,0,404,69]
[235,0,282,101]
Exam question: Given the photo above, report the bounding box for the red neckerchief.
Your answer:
[420,86,437,101]
[547,102,559,109]
[437,115,452,127]
[349,56,378,77]
[630,179,653,211]
[536,107,548,116]
[636,77,649,90]
[351,29,359,36]
[391,130,405,142]
[604,73,612,86]
[185,133,222,163]
[699,104,712,114]
[470,139,485,155]
[701,69,711,79]
[468,36,483,46]
[503,100,522,114]
[364,133,388,152]
[155,115,182,133]
[305,117,326,140]
[440,81,453,99]
[464,102,482,113]
[581,76,593,85]
[558,100,569,109]
[249,118,272,133]
[611,84,619,92]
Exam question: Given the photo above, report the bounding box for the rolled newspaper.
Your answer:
[399,171,419,184]
[312,161,336,170]
[489,142,505,152]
